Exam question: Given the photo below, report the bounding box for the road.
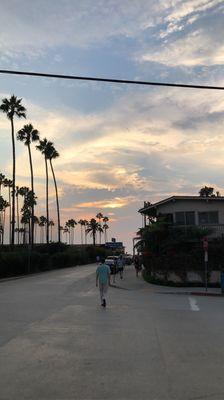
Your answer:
[0,263,224,400]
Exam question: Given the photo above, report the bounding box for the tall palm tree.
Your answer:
[17,124,40,246]
[3,179,13,244]
[103,216,109,243]
[96,212,104,244]
[36,138,53,244]
[48,144,61,243]
[86,218,102,246]
[0,95,26,245]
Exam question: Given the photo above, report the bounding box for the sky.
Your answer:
[0,0,224,252]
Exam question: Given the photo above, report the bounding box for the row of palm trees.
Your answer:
[0,94,111,247]
[0,169,111,246]
[63,215,110,245]
[0,95,60,246]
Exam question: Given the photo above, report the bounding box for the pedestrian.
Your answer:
[117,254,124,279]
[96,258,111,307]
[134,255,142,277]
[96,255,100,263]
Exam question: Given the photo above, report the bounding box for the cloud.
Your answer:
[76,196,136,209]
[0,0,156,57]
[140,1,224,67]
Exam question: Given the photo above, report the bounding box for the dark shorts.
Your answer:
[118,267,124,272]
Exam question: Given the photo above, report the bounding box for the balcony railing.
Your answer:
[170,224,224,238]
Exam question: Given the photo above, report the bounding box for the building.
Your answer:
[138,196,224,238]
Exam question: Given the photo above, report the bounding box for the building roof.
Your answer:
[138,195,224,214]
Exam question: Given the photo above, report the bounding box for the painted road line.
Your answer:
[189,296,200,311]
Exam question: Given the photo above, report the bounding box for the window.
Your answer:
[185,212,195,225]
[175,211,195,225]
[175,212,185,225]
[198,211,218,224]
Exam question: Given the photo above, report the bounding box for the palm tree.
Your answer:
[96,212,104,244]
[63,226,69,243]
[103,216,109,243]
[83,219,89,244]
[86,218,102,246]
[39,215,47,243]
[18,186,29,242]
[15,186,21,244]
[36,138,53,244]
[0,173,5,195]
[21,190,37,244]
[3,179,13,244]
[48,144,61,243]
[0,196,9,244]
[17,124,40,246]
[0,95,26,245]
[65,219,77,244]
[78,219,86,245]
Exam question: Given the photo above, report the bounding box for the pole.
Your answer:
[204,250,208,293]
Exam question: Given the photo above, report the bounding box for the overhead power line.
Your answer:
[0,69,224,91]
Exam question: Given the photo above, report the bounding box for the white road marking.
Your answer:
[189,296,200,311]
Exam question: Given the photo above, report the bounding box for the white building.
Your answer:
[139,196,224,238]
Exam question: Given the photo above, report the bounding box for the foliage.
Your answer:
[0,243,112,278]
[199,186,215,197]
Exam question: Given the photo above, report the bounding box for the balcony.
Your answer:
[170,224,224,238]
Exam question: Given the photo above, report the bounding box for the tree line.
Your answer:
[0,95,109,246]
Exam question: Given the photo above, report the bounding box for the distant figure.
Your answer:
[117,254,124,279]
[96,258,111,307]
[134,255,142,277]
[96,255,100,263]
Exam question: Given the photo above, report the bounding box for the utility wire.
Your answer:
[0,69,223,91]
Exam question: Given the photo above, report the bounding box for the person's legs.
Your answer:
[99,283,104,305]
[102,283,108,306]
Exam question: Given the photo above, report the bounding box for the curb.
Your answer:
[159,291,224,297]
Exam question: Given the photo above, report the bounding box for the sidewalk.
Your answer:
[117,266,224,297]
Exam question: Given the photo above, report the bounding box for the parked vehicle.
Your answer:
[105,255,119,274]
[123,254,133,265]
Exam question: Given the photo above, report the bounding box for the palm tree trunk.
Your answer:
[81,225,83,245]
[93,232,96,246]
[50,160,61,242]
[2,209,6,244]
[16,193,20,244]
[45,156,49,244]
[34,223,37,244]
[8,186,11,244]
[10,117,16,246]
[28,144,34,246]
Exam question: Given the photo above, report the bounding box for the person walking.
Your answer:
[96,258,111,307]
[117,254,124,279]
[134,254,142,277]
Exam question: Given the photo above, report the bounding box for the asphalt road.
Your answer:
[0,263,224,400]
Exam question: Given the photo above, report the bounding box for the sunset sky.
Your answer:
[0,0,224,251]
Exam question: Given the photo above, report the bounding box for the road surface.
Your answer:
[0,263,224,400]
